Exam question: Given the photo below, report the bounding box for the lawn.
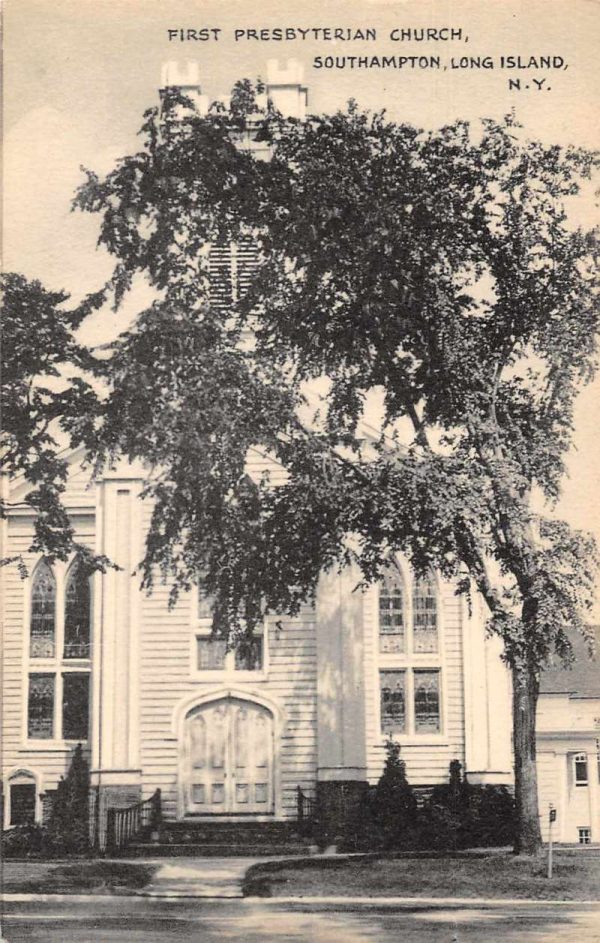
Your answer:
[1,860,157,895]
[243,853,600,901]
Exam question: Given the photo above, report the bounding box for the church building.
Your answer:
[2,60,598,849]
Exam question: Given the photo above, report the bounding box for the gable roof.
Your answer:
[540,625,600,697]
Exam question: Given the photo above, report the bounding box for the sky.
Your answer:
[3,0,599,581]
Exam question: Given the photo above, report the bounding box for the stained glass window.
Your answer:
[28,673,55,739]
[413,574,438,653]
[414,670,441,733]
[64,560,91,658]
[379,571,405,653]
[62,673,90,741]
[380,670,406,733]
[30,561,56,658]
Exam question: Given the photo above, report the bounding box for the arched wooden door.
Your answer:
[183,698,274,815]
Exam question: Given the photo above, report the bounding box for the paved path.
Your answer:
[138,856,263,898]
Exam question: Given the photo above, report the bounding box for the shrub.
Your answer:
[469,784,515,847]
[1,824,46,858]
[45,744,91,855]
[422,761,515,849]
[360,758,516,852]
[370,739,418,849]
[414,803,463,851]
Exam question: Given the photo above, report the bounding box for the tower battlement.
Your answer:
[159,59,308,120]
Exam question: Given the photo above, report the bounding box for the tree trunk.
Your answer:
[511,662,542,855]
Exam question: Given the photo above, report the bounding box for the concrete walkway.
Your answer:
[135,856,264,898]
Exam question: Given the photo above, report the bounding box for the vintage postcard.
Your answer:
[2,1,599,940]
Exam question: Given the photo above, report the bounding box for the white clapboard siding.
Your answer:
[536,751,561,842]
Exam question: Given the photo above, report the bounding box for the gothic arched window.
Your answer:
[30,561,56,659]
[64,559,91,659]
[412,573,438,653]
[27,557,92,742]
[378,570,405,654]
[378,564,442,737]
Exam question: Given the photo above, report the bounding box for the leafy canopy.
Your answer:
[72,83,599,665]
[1,273,106,571]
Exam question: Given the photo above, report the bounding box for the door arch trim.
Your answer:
[173,688,285,819]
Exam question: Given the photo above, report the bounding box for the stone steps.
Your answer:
[128,841,310,857]
[127,818,313,857]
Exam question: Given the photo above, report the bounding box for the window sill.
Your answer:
[380,734,448,747]
[20,740,90,753]
[190,670,268,683]
[379,655,442,664]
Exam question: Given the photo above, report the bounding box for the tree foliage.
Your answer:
[46,743,91,855]
[68,83,599,852]
[1,273,106,571]
[71,89,599,640]
[370,739,418,848]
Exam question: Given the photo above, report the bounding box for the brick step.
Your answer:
[159,821,304,844]
[127,842,310,858]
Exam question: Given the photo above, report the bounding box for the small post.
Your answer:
[547,804,556,879]
[106,807,116,857]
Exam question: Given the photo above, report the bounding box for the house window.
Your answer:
[197,637,227,670]
[194,581,265,674]
[234,636,263,672]
[10,782,36,826]
[195,633,264,673]
[574,753,588,786]
[578,827,592,845]
[378,567,442,737]
[30,561,56,658]
[27,558,92,743]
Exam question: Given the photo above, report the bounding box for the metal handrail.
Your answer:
[297,786,317,836]
[106,788,161,855]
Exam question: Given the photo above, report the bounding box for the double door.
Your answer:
[184,698,274,814]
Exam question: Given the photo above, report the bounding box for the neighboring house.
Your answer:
[1,60,597,847]
[537,627,600,844]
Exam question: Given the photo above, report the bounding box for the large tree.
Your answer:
[1,273,105,570]
[73,84,599,854]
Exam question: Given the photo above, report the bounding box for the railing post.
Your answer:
[106,808,116,857]
[92,784,101,854]
[151,788,162,830]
